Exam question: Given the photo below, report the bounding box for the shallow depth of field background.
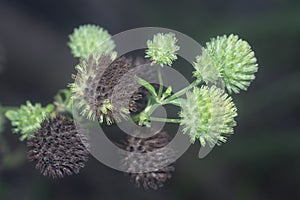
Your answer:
[0,0,299,199]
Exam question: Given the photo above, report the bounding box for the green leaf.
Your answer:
[161,86,172,100]
[135,76,158,97]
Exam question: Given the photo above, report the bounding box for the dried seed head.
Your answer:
[121,129,175,190]
[70,55,150,124]
[27,116,89,178]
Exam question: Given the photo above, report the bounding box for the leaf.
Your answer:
[135,76,158,97]
[161,86,172,100]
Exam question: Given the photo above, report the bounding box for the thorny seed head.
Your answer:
[121,129,175,190]
[27,116,89,178]
[70,55,150,124]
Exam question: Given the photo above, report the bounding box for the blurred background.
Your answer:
[0,0,299,199]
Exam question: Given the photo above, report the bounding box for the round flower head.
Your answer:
[145,32,180,67]
[70,55,150,124]
[27,116,89,178]
[68,24,116,59]
[121,129,175,190]
[193,34,258,94]
[180,85,237,147]
[5,101,54,141]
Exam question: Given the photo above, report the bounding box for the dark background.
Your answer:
[0,0,300,199]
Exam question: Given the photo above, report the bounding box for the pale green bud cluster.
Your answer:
[68,24,116,59]
[193,34,258,93]
[180,86,237,147]
[146,33,180,67]
[5,101,54,141]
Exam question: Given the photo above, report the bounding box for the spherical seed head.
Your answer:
[193,34,258,94]
[27,116,89,178]
[5,101,54,141]
[180,85,238,147]
[68,24,116,59]
[121,129,175,190]
[146,33,180,67]
[70,55,150,124]
[70,55,113,122]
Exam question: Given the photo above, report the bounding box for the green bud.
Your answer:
[193,34,258,94]
[68,24,116,59]
[145,33,180,67]
[5,101,54,141]
[180,86,237,147]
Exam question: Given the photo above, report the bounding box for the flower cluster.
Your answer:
[180,85,237,147]
[193,34,258,93]
[5,101,54,141]
[2,24,259,189]
[68,24,116,59]
[146,33,180,67]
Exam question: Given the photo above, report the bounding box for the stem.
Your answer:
[165,79,201,102]
[150,117,181,123]
[157,66,164,98]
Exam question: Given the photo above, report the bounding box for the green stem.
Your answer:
[165,79,201,102]
[157,66,164,98]
[150,117,181,123]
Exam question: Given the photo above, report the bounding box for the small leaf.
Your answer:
[161,86,172,100]
[135,76,158,97]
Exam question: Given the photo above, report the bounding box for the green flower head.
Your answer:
[180,85,237,147]
[193,34,258,94]
[68,24,116,59]
[145,32,180,67]
[5,101,54,141]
